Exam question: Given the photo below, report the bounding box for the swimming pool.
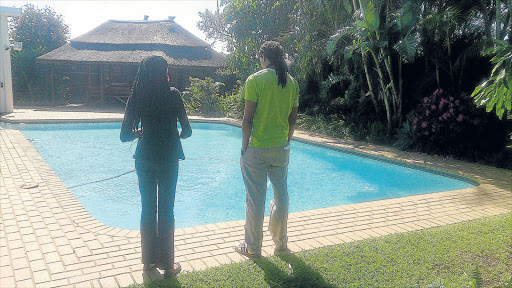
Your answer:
[5,122,475,230]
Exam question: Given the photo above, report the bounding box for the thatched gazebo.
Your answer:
[37,18,225,105]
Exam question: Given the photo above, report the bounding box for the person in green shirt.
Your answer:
[235,41,299,258]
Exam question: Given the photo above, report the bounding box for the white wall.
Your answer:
[0,6,21,114]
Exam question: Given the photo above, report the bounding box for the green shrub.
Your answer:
[296,114,349,139]
[183,77,223,116]
[11,47,47,104]
[218,81,244,119]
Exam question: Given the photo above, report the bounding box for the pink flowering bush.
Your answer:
[412,89,472,139]
[397,89,507,157]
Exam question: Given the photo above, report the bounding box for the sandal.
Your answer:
[274,247,292,256]
[235,242,261,258]
[164,263,181,278]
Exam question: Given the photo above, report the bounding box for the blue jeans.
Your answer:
[135,159,178,269]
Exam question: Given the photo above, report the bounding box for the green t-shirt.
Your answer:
[242,68,300,148]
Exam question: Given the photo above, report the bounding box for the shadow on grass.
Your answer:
[139,270,182,288]
[252,254,335,288]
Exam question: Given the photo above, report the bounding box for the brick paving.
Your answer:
[1,108,511,287]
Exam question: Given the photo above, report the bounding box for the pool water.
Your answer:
[7,122,474,230]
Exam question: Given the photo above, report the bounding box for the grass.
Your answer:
[129,212,512,288]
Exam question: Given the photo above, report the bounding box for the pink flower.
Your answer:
[431,105,436,110]
[449,108,454,114]
[439,116,443,121]
[413,125,417,130]
[423,97,428,103]
[426,110,430,116]
[457,114,464,122]
[449,96,454,101]
[421,122,428,128]
[442,113,448,119]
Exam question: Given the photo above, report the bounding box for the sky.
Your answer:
[2,0,220,47]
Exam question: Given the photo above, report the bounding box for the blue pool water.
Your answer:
[5,122,474,230]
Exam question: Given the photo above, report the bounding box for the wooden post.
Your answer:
[87,64,91,104]
[50,64,56,106]
[100,64,104,106]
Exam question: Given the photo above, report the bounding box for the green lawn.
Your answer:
[131,212,512,288]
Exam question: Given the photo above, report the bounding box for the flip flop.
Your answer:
[235,242,262,258]
[164,263,181,278]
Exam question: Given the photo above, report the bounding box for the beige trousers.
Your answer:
[240,145,290,254]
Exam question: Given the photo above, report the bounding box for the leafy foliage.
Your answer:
[9,4,68,52]
[217,81,245,119]
[327,0,421,132]
[472,41,512,120]
[396,89,508,158]
[10,46,47,102]
[9,4,69,104]
[470,266,483,288]
[198,0,297,80]
[183,77,223,116]
[196,0,512,165]
[296,113,349,140]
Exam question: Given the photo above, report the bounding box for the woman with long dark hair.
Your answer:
[121,55,191,277]
[235,41,299,258]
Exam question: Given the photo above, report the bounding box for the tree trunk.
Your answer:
[504,1,512,41]
[481,0,493,40]
[398,56,403,124]
[362,52,380,113]
[447,30,455,92]
[383,53,399,119]
[435,61,440,89]
[352,0,358,11]
[369,49,392,133]
[496,0,502,40]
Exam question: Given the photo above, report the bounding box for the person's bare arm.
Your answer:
[242,100,257,153]
[120,98,141,142]
[287,106,298,142]
[176,93,192,139]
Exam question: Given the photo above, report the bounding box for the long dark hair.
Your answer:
[259,41,287,88]
[129,56,170,128]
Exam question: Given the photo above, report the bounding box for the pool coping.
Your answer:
[1,110,511,287]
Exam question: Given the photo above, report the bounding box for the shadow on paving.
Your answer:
[252,254,335,288]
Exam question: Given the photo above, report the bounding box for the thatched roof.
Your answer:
[38,19,225,68]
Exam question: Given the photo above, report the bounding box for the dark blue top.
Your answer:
[120,87,191,163]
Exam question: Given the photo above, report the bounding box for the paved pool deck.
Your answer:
[1,107,511,287]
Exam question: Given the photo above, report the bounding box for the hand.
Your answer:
[180,128,192,139]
